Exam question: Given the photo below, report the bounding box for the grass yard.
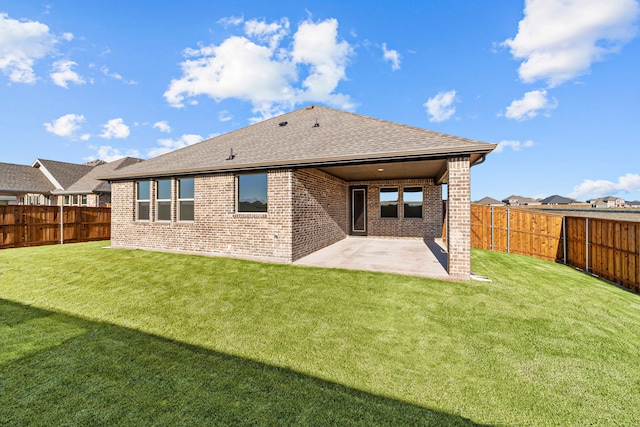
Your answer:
[1,241,639,426]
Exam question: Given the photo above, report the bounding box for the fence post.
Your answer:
[585,217,589,273]
[507,208,511,253]
[562,216,567,265]
[60,204,64,245]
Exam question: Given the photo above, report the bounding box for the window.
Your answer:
[72,195,78,206]
[81,194,88,206]
[36,196,41,205]
[403,187,423,219]
[156,179,172,221]
[29,196,34,205]
[380,188,398,218]
[178,178,194,221]
[136,181,150,221]
[237,173,267,213]
[64,195,70,205]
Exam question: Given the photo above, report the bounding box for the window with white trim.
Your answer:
[136,181,150,221]
[178,178,194,221]
[156,179,171,221]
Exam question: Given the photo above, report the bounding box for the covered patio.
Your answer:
[294,236,450,279]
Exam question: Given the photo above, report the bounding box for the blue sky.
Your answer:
[1,0,639,202]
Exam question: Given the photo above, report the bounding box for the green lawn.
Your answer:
[1,242,638,426]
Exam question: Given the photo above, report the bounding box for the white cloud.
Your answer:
[503,0,640,87]
[493,139,535,153]
[217,15,244,27]
[50,60,85,88]
[0,12,58,83]
[153,120,172,133]
[43,113,85,137]
[100,66,137,84]
[424,90,457,122]
[88,145,141,163]
[219,110,233,122]
[80,133,91,141]
[382,43,401,71]
[504,89,557,120]
[100,118,130,139]
[244,18,289,49]
[569,173,640,199]
[62,32,74,41]
[148,134,203,158]
[164,17,354,121]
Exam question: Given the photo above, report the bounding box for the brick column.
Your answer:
[447,156,471,280]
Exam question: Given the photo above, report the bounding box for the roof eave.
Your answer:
[102,144,497,181]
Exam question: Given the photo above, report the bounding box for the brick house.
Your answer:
[104,106,496,279]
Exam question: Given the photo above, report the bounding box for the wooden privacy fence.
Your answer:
[471,204,639,293]
[0,205,111,249]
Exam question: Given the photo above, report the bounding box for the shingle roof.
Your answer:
[104,105,496,180]
[57,157,143,194]
[540,195,577,205]
[34,159,94,189]
[0,162,55,193]
[474,196,504,205]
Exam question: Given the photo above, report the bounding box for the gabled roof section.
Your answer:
[33,159,94,190]
[0,162,56,193]
[104,105,496,180]
[474,196,504,205]
[56,157,144,194]
[540,195,578,205]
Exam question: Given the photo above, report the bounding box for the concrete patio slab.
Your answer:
[293,237,450,279]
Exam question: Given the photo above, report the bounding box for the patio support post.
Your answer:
[446,156,471,280]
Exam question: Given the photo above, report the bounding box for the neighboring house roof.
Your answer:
[104,105,496,181]
[474,196,504,205]
[33,159,94,190]
[540,195,577,205]
[55,157,143,194]
[502,195,541,205]
[0,162,56,193]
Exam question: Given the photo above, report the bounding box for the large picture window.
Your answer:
[403,187,423,219]
[136,181,150,220]
[237,173,267,213]
[178,178,194,221]
[380,188,398,218]
[156,179,171,221]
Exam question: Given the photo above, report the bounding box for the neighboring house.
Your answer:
[0,157,142,206]
[539,195,579,205]
[0,162,56,205]
[627,200,640,208]
[53,157,143,207]
[502,195,541,206]
[104,105,496,280]
[589,196,626,208]
[474,196,504,206]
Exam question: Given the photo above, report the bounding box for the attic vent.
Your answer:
[226,148,236,160]
[305,105,315,110]
[279,121,288,127]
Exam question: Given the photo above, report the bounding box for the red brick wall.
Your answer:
[446,157,471,279]
[111,168,444,263]
[350,178,442,240]
[291,169,348,260]
[111,170,294,262]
